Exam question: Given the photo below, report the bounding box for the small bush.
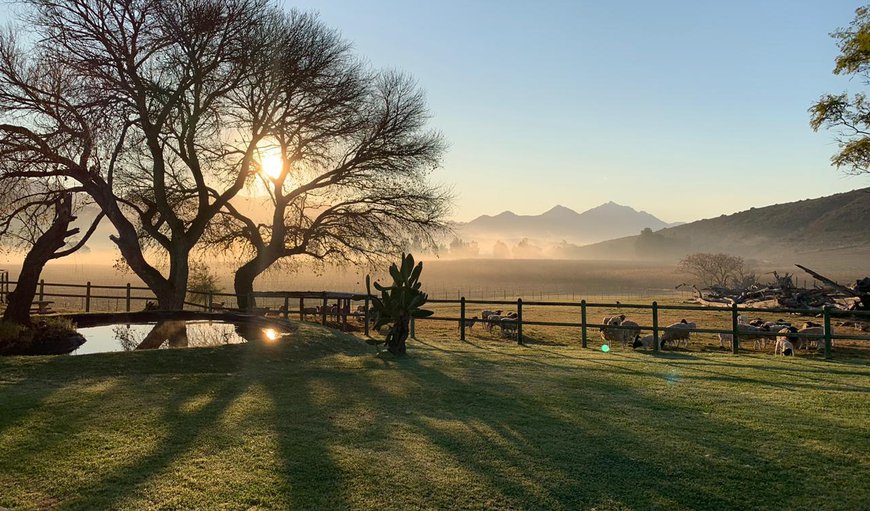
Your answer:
[187,263,223,305]
[0,317,82,356]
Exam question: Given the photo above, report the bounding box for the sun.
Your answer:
[258,146,284,180]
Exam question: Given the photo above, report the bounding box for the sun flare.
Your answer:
[258,147,284,180]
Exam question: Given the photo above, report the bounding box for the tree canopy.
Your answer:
[0,0,449,311]
[810,5,870,176]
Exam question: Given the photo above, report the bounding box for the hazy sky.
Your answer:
[1,1,868,224]
[283,0,869,223]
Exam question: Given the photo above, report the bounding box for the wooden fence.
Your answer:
[1,274,869,359]
[420,297,870,359]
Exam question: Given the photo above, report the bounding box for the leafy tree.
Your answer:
[810,5,870,175]
[365,253,433,356]
[677,253,751,289]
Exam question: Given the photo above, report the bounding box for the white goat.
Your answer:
[660,319,695,349]
[632,334,655,350]
[600,315,640,349]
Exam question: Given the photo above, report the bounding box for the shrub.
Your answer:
[187,262,222,305]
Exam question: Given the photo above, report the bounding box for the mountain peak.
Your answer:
[590,201,631,211]
[541,205,579,217]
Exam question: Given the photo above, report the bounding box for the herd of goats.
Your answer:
[464,310,829,356]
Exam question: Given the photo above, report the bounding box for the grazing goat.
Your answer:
[718,319,770,350]
[500,317,518,339]
[632,334,655,350]
[600,315,640,349]
[660,319,695,349]
[482,310,505,332]
[797,326,826,351]
[774,330,795,355]
[464,316,479,331]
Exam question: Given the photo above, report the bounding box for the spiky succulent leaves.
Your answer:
[366,254,431,352]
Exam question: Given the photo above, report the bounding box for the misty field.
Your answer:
[3,258,857,313]
[1,323,869,511]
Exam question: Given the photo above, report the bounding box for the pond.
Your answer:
[73,320,284,355]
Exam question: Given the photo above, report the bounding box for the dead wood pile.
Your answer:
[678,265,869,311]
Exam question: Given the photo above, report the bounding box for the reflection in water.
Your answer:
[74,321,290,355]
[137,320,190,350]
[74,321,275,355]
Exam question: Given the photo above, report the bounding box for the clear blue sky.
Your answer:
[284,0,869,222]
[1,1,867,223]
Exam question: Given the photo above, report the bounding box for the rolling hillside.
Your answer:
[560,187,870,266]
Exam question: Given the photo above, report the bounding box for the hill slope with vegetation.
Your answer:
[560,187,870,266]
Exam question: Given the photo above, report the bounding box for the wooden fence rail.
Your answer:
[1,277,869,359]
[414,297,870,359]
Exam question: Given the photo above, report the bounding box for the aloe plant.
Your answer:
[366,253,433,355]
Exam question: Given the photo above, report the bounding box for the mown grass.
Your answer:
[1,322,869,510]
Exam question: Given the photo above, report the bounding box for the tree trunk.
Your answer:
[233,252,278,311]
[387,314,409,356]
[85,178,179,310]
[2,196,75,325]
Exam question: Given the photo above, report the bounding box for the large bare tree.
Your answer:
[0,0,273,309]
[206,13,451,310]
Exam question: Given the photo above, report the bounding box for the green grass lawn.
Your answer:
[1,322,869,510]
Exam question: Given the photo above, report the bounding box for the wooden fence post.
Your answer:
[85,281,91,312]
[299,298,304,321]
[652,301,659,352]
[0,270,5,303]
[517,298,523,345]
[823,306,832,359]
[731,303,739,354]
[38,279,45,303]
[126,283,132,312]
[460,296,466,341]
[207,291,213,312]
[283,296,289,319]
[363,295,370,336]
[321,293,327,325]
[580,299,587,348]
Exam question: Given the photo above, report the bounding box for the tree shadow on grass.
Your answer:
[347,353,859,510]
[4,327,867,510]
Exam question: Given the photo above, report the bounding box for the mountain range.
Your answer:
[557,187,870,267]
[457,202,683,246]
